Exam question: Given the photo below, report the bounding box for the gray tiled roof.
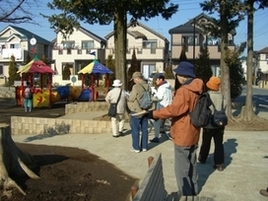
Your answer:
[258,47,268,53]
[79,26,106,43]
[105,21,168,43]
[8,25,51,44]
[169,25,201,34]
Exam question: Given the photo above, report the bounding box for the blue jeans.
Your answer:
[131,115,148,150]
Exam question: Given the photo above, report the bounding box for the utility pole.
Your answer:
[193,18,196,66]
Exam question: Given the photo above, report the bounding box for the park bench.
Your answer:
[129,153,214,201]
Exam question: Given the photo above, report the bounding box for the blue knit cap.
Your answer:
[173,61,196,78]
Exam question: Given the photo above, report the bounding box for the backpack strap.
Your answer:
[116,89,122,104]
[139,84,148,91]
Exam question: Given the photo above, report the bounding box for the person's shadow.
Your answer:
[198,138,238,192]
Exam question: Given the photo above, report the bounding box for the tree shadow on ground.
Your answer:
[23,122,70,142]
[232,94,268,116]
[198,138,238,192]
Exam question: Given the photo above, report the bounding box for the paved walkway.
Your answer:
[12,126,268,200]
[10,92,268,200]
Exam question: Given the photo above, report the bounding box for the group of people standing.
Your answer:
[105,61,226,197]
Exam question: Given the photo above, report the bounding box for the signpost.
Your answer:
[71,76,77,86]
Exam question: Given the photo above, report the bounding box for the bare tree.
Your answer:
[0,0,39,24]
[0,124,39,197]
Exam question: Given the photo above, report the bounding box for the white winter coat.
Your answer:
[154,81,172,109]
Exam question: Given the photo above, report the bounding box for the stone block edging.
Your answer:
[11,116,111,135]
[65,102,109,115]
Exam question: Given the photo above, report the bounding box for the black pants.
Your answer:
[198,128,225,165]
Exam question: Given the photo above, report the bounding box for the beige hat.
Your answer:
[112,79,122,87]
[131,72,143,81]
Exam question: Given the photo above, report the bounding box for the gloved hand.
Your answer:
[146,110,159,121]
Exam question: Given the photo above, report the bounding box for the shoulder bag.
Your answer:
[108,89,122,117]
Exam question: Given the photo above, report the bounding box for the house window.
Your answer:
[142,64,155,79]
[82,41,94,49]
[181,35,198,46]
[62,41,75,49]
[142,40,157,49]
[143,40,157,54]
[207,36,220,46]
[10,43,20,49]
[62,63,74,79]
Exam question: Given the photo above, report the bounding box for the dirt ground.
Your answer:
[0,98,137,201]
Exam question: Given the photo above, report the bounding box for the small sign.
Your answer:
[71,76,77,83]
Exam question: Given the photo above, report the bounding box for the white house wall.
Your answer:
[52,29,103,78]
[259,53,268,73]
[105,24,167,74]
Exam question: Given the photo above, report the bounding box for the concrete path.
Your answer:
[13,128,268,201]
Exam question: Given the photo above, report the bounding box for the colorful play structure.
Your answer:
[16,57,113,108]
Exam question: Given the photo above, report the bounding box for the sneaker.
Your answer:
[150,137,159,143]
[130,147,140,153]
[142,149,147,152]
[113,135,119,138]
[118,131,124,137]
[213,164,224,171]
[260,188,268,197]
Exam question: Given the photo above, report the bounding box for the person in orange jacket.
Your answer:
[147,61,204,197]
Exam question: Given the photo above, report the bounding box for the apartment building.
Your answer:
[0,25,51,81]
[169,13,235,77]
[105,21,169,79]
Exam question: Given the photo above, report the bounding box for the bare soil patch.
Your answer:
[1,143,136,201]
[0,98,137,201]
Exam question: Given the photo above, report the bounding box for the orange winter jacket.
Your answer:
[153,78,204,146]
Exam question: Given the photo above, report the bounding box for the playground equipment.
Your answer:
[78,59,113,101]
[16,56,55,108]
[16,58,113,108]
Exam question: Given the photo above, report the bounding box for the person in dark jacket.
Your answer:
[198,76,226,171]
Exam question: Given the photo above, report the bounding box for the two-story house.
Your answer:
[105,21,169,79]
[256,47,268,73]
[52,26,106,85]
[169,13,235,77]
[255,47,268,87]
[0,25,52,81]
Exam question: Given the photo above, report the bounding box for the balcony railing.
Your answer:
[53,47,99,57]
[0,48,24,60]
[105,47,166,60]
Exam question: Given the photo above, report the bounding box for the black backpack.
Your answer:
[189,91,212,127]
[183,79,212,127]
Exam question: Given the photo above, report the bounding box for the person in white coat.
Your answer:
[150,74,172,143]
[105,79,127,137]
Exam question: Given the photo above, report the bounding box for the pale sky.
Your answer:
[1,0,268,52]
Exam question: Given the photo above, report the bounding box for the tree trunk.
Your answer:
[220,1,233,119]
[0,124,39,198]
[244,0,255,121]
[114,9,127,89]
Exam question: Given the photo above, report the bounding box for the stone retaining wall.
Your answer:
[65,101,108,114]
[11,102,111,135]
[11,116,111,135]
